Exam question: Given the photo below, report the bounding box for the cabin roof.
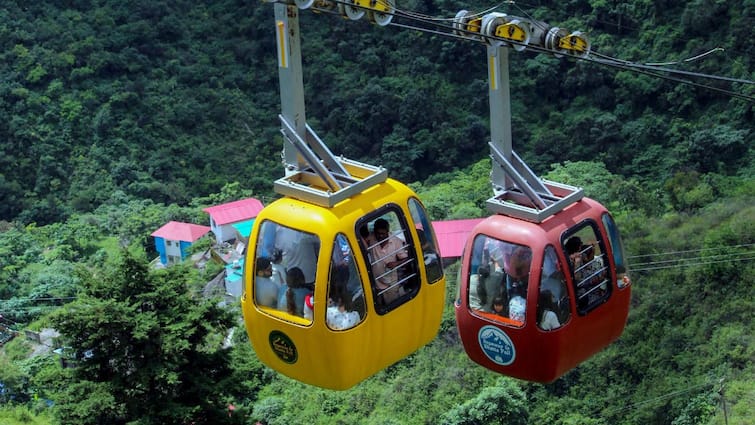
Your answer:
[203,198,264,225]
[151,221,211,242]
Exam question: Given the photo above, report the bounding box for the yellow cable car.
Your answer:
[241,179,445,390]
[239,1,447,389]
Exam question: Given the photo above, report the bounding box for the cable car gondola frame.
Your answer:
[240,2,446,390]
[453,33,632,383]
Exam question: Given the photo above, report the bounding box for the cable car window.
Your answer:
[602,213,631,289]
[358,208,420,315]
[563,222,610,314]
[253,220,319,323]
[326,234,366,330]
[467,234,531,328]
[537,246,570,330]
[408,198,444,284]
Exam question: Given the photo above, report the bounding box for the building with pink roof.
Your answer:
[203,198,264,244]
[151,221,211,265]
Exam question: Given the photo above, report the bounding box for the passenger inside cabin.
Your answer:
[359,224,375,250]
[254,257,280,308]
[508,294,526,323]
[565,236,583,269]
[505,246,531,299]
[277,267,312,318]
[270,248,286,287]
[371,218,408,305]
[326,265,361,330]
[275,225,319,286]
[537,290,562,331]
[468,234,529,327]
[468,272,484,310]
[577,244,605,285]
[417,228,442,282]
[492,296,507,317]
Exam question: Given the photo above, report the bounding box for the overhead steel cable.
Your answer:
[600,378,719,416]
[587,56,755,102]
[626,243,755,272]
[303,0,753,102]
[591,51,755,85]
[627,243,755,260]
[629,254,755,273]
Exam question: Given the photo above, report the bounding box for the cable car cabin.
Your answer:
[454,197,631,383]
[240,178,445,390]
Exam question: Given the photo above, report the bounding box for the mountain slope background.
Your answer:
[0,0,752,424]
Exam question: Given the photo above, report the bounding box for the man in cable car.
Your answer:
[370,218,408,305]
[505,246,531,300]
[275,226,319,286]
[254,257,280,308]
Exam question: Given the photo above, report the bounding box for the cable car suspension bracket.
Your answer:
[275,114,388,208]
[486,147,585,223]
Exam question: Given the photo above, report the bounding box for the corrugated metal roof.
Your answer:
[432,218,484,259]
[203,198,264,225]
[151,221,211,242]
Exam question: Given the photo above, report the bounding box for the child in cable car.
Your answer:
[278,267,312,319]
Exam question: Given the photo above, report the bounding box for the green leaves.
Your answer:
[442,378,528,425]
[48,250,236,424]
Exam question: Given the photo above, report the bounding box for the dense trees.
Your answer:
[48,250,237,424]
[1,0,751,225]
[0,169,751,424]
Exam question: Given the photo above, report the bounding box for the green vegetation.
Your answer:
[0,0,751,225]
[0,0,752,424]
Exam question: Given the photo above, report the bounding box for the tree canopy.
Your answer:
[0,0,751,224]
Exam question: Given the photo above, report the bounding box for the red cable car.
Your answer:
[455,197,631,382]
[448,21,631,382]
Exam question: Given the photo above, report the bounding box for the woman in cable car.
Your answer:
[455,197,631,383]
[241,180,445,390]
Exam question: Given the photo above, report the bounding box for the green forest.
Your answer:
[0,0,752,424]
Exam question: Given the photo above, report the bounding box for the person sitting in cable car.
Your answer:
[505,246,531,300]
[537,290,562,331]
[277,267,313,319]
[370,218,408,305]
[477,263,506,313]
[565,236,583,269]
[576,243,607,304]
[578,244,605,285]
[359,224,376,251]
[270,249,286,287]
[491,296,508,317]
[417,229,442,282]
[254,257,280,308]
[326,266,361,330]
[468,272,484,311]
[508,294,526,325]
[303,293,314,321]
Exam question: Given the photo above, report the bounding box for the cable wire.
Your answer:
[627,244,755,273]
[601,378,719,416]
[314,0,754,102]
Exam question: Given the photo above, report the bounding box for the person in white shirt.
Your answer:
[537,290,562,331]
[326,267,360,330]
[254,257,280,308]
